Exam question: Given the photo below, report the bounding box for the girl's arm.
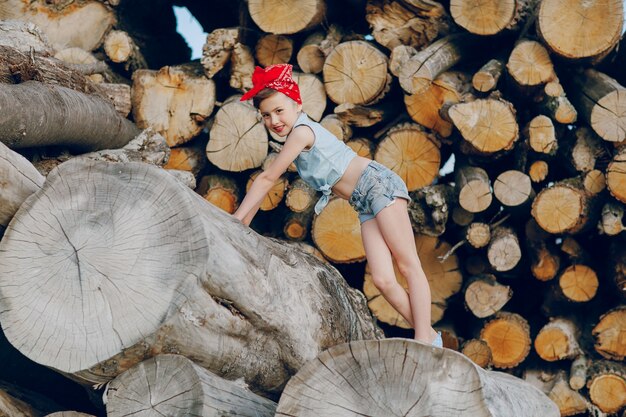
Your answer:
[233,126,314,226]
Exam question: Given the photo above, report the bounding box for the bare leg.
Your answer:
[374,198,438,343]
[361,218,415,327]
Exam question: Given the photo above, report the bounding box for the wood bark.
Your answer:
[0,159,381,397]
[276,338,559,416]
[567,69,626,143]
[0,81,138,151]
[405,70,471,137]
[296,25,342,74]
[106,354,277,417]
[534,317,582,362]
[407,183,455,236]
[399,33,478,95]
[449,97,519,155]
[587,360,626,414]
[365,0,449,51]
[255,34,293,67]
[480,312,531,369]
[464,274,512,318]
[473,59,504,92]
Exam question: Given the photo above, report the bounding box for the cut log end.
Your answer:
[323,41,389,105]
[248,0,325,34]
[480,312,531,369]
[559,264,599,303]
[538,0,624,60]
[311,198,365,263]
[450,0,515,35]
[461,339,493,368]
[449,99,519,154]
[376,123,441,191]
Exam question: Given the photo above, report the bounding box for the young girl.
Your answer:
[233,64,442,347]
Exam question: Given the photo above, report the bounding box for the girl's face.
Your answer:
[258,92,302,137]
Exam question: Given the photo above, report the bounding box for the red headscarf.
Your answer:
[240,64,302,104]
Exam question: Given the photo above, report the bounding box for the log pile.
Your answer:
[0,0,625,415]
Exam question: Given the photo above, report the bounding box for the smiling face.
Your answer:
[258,91,302,137]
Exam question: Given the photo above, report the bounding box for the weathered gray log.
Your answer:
[0,20,53,54]
[0,81,139,151]
[32,128,170,176]
[0,142,44,226]
[275,338,560,417]
[106,354,276,417]
[0,159,381,397]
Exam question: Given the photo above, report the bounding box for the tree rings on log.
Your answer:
[587,360,626,414]
[248,0,325,34]
[375,123,441,191]
[311,197,365,263]
[207,100,268,171]
[480,312,531,369]
[568,69,626,143]
[247,171,288,211]
[106,354,276,417]
[487,226,522,272]
[276,338,559,417]
[449,98,519,154]
[323,40,389,105]
[538,0,623,61]
[455,166,493,213]
[531,180,594,234]
[293,72,326,122]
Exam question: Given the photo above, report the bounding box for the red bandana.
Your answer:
[240,64,302,104]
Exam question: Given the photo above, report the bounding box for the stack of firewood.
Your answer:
[0,0,624,416]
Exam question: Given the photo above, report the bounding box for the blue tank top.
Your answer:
[292,112,357,214]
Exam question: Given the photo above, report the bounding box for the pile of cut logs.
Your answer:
[0,0,624,416]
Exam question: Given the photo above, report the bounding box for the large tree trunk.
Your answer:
[275,338,559,417]
[0,159,381,398]
[0,81,139,151]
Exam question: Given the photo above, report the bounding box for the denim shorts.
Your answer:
[349,161,411,223]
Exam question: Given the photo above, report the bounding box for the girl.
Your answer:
[233,64,442,347]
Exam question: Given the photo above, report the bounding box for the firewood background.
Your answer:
[0,0,625,416]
